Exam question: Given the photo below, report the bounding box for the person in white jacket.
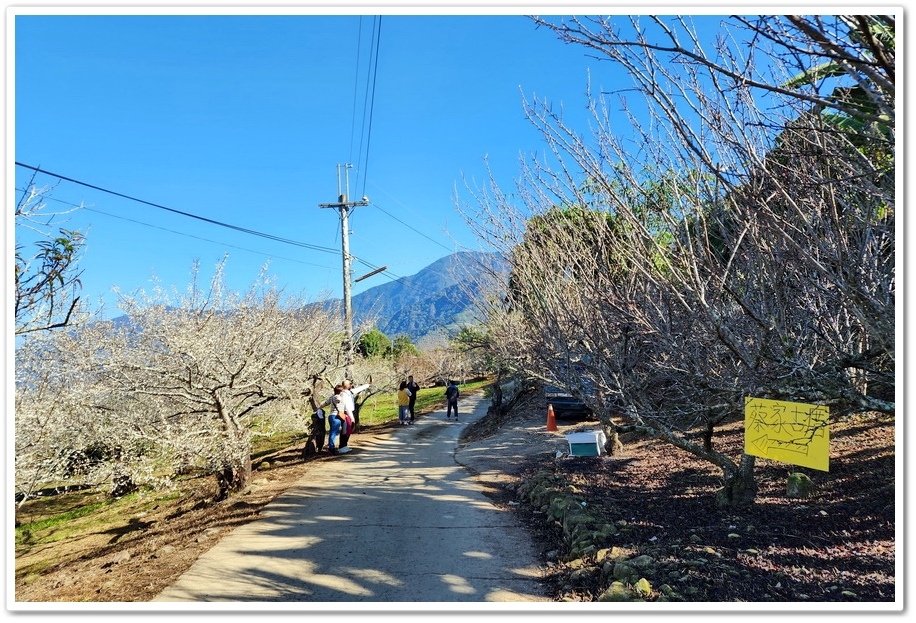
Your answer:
[338,378,371,454]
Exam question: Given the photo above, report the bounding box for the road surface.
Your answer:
[152,393,549,606]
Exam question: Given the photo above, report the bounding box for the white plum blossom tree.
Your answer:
[15,259,345,501]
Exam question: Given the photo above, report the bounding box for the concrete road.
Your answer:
[152,394,549,605]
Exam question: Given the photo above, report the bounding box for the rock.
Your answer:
[786,472,815,498]
[635,577,652,596]
[567,558,586,570]
[598,581,638,602]
[612,562,634,581]
[601,561,615,579]
[153,544,176,558]
[630,554,655,569]
[569,567,595,584]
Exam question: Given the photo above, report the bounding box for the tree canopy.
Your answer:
[461,14,895,507]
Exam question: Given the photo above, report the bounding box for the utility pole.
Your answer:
[319,164,369,378]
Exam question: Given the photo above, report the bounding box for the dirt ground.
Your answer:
[13,389,896,604]
[494,399,897,603]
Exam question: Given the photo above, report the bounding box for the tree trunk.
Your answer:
[214,427,253,501]
[703,422,714,453]
[492,381,504,413]
[715,454,757,507]
[606,426,625,456]
[215,456,252,502]
[303,412,326,458]
[110,468,137,498]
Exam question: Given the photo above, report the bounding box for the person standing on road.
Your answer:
[310,408,327,455]
[317,384,346,455]
[406,375,421,423]
[339,379,370,453]
[397,381,413,425]
[445,380,460,421]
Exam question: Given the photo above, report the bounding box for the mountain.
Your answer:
[349,251,506,343]
[99,252,505,346]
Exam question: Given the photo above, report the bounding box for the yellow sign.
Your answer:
[744,397,830,472]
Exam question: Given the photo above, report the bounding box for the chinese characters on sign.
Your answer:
[744,397,830,472]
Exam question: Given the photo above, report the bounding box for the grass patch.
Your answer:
[252,431,309,460]
[15,380,494,566]
[16,488,181,552]
[16,498,113,546]
[357,380,490,426]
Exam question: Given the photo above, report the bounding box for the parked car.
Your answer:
[545,384,593,419]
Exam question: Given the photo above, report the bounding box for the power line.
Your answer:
[349,16,368,166]
[88,207,337,270]
[17,187,337,270]
[371,201,455,253]
[16,187,324,267]
[15,163,412,286]
[360,16,382,199]
[20,174,476,339]
[15,161,340,256]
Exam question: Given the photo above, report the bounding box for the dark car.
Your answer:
[545,384,593,419]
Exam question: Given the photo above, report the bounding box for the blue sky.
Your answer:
[12,9,626,317]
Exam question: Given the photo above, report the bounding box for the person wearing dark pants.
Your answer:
[406,375,420,423]
[311,408,327,454]
[445,380,460,420]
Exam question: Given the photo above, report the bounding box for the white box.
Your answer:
[566,430,607,456]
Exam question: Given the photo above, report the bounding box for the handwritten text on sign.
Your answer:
[744,397,830,472]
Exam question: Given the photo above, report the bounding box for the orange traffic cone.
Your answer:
[546,404,558,432]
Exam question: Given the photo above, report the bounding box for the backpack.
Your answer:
[446,384,458,400]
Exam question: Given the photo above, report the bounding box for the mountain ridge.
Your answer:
[347,250,504,343]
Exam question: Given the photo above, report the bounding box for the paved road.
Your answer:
[152,394,548,604]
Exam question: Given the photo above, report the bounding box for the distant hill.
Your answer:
[103,252,507,346]
[348,251,506,343]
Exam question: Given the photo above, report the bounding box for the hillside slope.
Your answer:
[350,251,505,341]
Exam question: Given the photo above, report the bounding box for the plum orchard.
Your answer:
[15,261,345,503]
[460,15,894,507]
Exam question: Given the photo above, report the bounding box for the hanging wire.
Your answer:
[349,17,366,165]
[359,16,382,199]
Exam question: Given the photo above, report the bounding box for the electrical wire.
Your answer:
[82,207,338,271]
[15,162,340,256]
[349,17,367,167]
[371,201,455,253]
[17,185,340,272]
[360,16,382,199]
[345,16,382,199]
[14,163,479,336]
[16,177,481,339]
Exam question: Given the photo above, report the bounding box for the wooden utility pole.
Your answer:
[319,164,368,377]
